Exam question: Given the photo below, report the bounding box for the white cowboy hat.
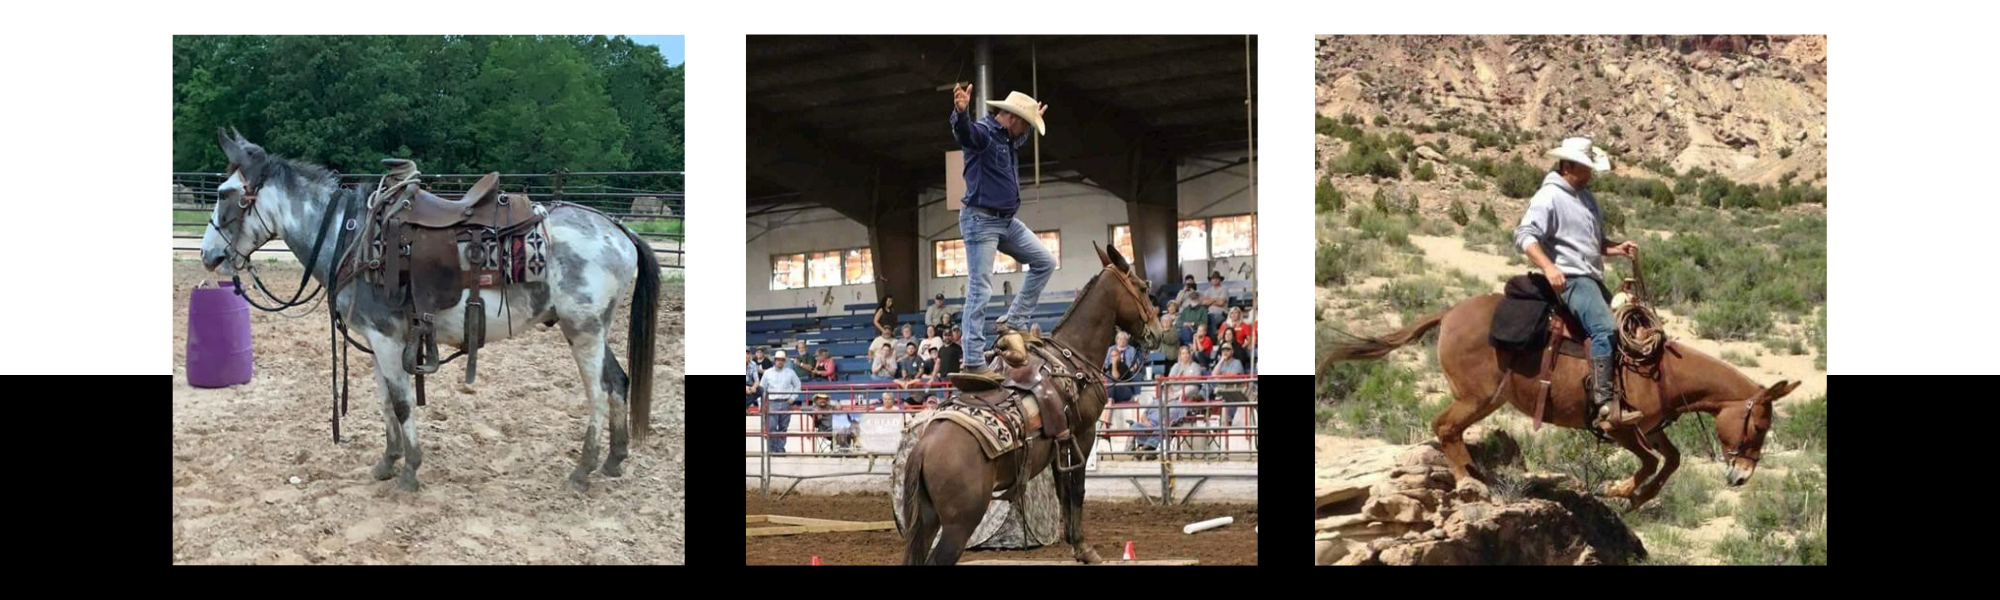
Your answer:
[1545,137,1612,172]
[772,350,787,359]
[985,91,1046,136]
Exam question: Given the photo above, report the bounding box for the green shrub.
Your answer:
[1778,146,1793,159]
[1497,158,1544,199]
[1334,134,1403,179]
[1477,202,1500,225]
[1813,309,1826,370]
[1414,162,1437,182]
[1316,178,1345,213]
[1357,210,1412,248]
[1696,301,1773,340]
[1721,349,1761,368]
[1316,240,1349,285]
[1341,112,1361,126]
[1434,138,1451,153]
[1774,394,1827,453]
[1448,199,1470,227]
[1373,114,1390,126]
[1462,179,1487,191]
[1318,361,1441,444]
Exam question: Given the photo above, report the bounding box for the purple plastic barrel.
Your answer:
[186,281,254,388]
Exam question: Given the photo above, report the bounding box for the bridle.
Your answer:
[1097,264,1165,348]
[210,165,346,314]
[208,166,266,272]
[1723,396,1763,466]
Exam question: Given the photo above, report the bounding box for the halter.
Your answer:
[208,166,267,271]
[1095,264,1167,347]
[1724,396,1762,465]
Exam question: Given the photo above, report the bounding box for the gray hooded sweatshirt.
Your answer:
[1513,171,1607,282]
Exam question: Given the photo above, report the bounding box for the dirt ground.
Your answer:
[746,491,1258,565]
[171,260,686,564]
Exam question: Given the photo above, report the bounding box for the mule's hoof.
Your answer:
[1076,547,1103,564]
[371,461,398,481]
[565,473,591,492]
[600,461,624,478]
[1604,479,1637,498]
[394,475,421,493]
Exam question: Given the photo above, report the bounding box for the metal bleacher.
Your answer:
[748,283,1250,380]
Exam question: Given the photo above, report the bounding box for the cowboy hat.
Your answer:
[1545,137,1612,172]
[985,91,1046,136]
[773,350,788,359]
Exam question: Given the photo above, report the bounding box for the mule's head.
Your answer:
[1717,379,1801,486]
[1091,242,1165,350]
[201,127,281,275]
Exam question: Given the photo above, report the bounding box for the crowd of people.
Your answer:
[745,274,1256,454]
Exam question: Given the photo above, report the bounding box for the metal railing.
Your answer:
[744,375,1257,504]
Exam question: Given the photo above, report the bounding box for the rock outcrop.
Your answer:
[1316,430,1646,566]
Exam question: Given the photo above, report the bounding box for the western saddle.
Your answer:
[336,159,548,405]
[945,331,1094,472]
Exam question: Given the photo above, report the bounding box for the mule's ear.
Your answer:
[1094,241,1111,267]
[217,127,240,164]
[1107,243,1132,274]
[1762,380,1801,401]
[231,126,247,144]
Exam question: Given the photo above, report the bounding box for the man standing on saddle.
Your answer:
[1514,137,1642,430]
[948,81,1067,443]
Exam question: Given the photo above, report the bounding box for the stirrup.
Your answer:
[404,313,442,376]
[1054,435,1085,473]
[463,296,485,385]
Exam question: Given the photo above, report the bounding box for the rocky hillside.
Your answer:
[1316,35,1826,186]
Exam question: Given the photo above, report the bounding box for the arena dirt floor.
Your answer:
[171,260,685,564]
[745,490,1259,565]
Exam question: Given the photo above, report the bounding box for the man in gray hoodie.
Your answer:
[1513,137,1641,430]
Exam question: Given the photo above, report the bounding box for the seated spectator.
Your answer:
[1155,309,1180,362]
[1165,346,1205,404]
[790,340,813,380]
[869,345,896,381]
[879,392,897,411]
[923,393,939,408]
[933,326,963,378]
[893,324,918,358]
[753,347,773,372]
[1103,330,1141,403]
[810,393,835,438]
[1129,391,1165,455]
[926,293,953,329]
[1223,306,1252,349]
[895,343,929,388]
[1191,324,1216,369]
[813,348,837,381]
[1202,271,1229,332]
[1177,279,1206,346]
[919,324,944,363]
[1210,344,1248,424]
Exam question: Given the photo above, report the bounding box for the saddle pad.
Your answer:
[453,210,551,285]
[1491,296,1552,352]
[911,400,1025,460]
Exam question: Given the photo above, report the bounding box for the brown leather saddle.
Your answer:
[945,332,1091,471]
[337,159,549,405]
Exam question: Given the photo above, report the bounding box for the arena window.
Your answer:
[1209,214,1257,258]
[772,247,875,290]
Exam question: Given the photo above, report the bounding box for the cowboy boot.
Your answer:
[1035,385,1071,442]
[1592,356,1642,430]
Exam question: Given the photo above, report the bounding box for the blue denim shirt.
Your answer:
[950,109,1030,218]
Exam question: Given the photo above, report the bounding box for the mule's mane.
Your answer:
[1050,271,1104,334]
[251,153,341,195]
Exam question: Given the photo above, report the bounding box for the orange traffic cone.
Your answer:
[1122,540,1135,561]
[811,556,821,565]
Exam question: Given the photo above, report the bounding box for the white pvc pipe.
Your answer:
[1183,516,1234,535]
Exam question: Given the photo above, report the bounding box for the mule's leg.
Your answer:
[1603,429,1657,499]
[924,428,993,565]
[597,337,633,478]
[366,333,424,493]
[929,522,976,566]
[1627,429,1680,512]
[369,350,403,481]
[902,479,942,565]
[1606,428,1660,499]
[1431,391,1509,490]
[555,313,614,492]
[1055,424,1103,564]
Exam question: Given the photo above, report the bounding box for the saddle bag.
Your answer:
[1491,273,1557,352]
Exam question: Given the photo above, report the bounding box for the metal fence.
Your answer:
[744,375,1257,504]
[171,170,685,268]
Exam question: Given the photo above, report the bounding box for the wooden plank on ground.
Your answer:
[959,559,1201,565]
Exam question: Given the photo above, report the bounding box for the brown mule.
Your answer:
[901,244,1166,565]
[1320,294,1800,511]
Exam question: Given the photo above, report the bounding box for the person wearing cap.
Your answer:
[761,350,803,454]
[949,81,1053,381]
[1514,136,1642,430]
[925,293,953,329]
[1200,271,1230,333]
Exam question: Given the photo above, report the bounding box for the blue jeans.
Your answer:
[765,400,791,454]
[959,207,1055,369]
[1562,276,1617,360]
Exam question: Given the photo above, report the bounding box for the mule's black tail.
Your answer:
[623,226,661,437]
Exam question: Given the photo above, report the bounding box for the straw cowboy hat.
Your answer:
[773,350,788,360]
[1546,137,1612,172]
[986,91,1046,136]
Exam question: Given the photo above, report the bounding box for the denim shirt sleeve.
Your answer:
[950,109,985,151]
